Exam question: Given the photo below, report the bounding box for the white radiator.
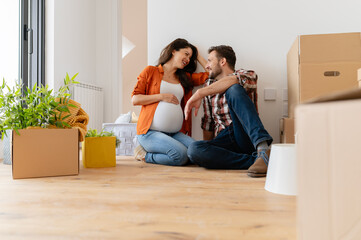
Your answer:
[72,82,104,131]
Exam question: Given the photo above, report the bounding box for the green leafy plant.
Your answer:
[85,128,121,147]
[0,73,79,139]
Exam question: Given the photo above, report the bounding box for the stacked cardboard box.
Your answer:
[296,88,361,240]
[287,32,361,118]
[279,118,295,143]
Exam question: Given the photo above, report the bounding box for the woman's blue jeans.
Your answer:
[187,84,273,169]
[137,130,195,166]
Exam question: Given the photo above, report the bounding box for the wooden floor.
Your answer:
[0,156,296,240]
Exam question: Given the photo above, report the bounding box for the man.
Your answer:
[185,45,273,177]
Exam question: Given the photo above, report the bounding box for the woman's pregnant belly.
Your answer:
[150,101,184,133]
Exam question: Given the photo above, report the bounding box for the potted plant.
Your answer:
[82,128,120,168]
[82,129,120,168]
[0,73,82,179]
[0,73,79,135]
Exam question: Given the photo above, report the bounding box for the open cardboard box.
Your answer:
[296,87,361,240]
[287,32,361,117]
[12,128,79,179]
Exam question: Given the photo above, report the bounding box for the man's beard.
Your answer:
[209,64,222,79]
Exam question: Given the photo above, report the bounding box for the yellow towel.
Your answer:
[68,108,89,126]
[53,98,89,142]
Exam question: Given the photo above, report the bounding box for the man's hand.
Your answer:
[184,91,202,120]
[185,75,238,120]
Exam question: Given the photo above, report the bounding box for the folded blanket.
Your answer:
[53,98,89,142]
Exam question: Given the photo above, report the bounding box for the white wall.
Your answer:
[148,0,361,141]
[46,0,122,123]
[95,0,123,122]
[47,0,97,90]
[122,0,147,116]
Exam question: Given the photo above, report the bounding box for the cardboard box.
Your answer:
[12,129,79,179]
[287,32,361,118]
[82,136,116,168]
[358,68,361,87]
[295,88,361,240]
[279,118,295,143]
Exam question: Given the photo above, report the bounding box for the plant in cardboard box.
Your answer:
[0,73,79,136]
[0,73,85,179]
[82,128,120,168]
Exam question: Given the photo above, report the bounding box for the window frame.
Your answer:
[20,0,45,90]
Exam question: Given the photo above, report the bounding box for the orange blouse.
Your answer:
[132,65,209,136]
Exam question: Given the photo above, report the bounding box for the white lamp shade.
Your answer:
[265,144,297,196]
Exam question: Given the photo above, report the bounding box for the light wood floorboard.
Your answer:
[0,156,296,240]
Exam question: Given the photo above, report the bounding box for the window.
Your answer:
[20,0,45,89]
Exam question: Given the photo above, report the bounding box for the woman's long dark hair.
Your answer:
[157,38,198,93]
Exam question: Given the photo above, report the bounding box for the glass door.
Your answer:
[20,0,45,89]
[0,0,19,88]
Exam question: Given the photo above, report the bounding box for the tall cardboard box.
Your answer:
[296,88,361,240]
[287,32,361,117]
[279,118,295,143]
[12,128,79,179]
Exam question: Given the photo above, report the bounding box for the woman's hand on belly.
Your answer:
[151,101,184,133]
[161,93,179,105]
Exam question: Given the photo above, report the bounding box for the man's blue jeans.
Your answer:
[187,84,273,169]
[137,130,195,166]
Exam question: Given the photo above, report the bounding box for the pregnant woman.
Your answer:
[131,38,209,166]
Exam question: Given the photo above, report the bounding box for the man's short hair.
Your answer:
[208,45,236,70]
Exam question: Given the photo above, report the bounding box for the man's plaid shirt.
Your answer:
[201,69,258,135]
